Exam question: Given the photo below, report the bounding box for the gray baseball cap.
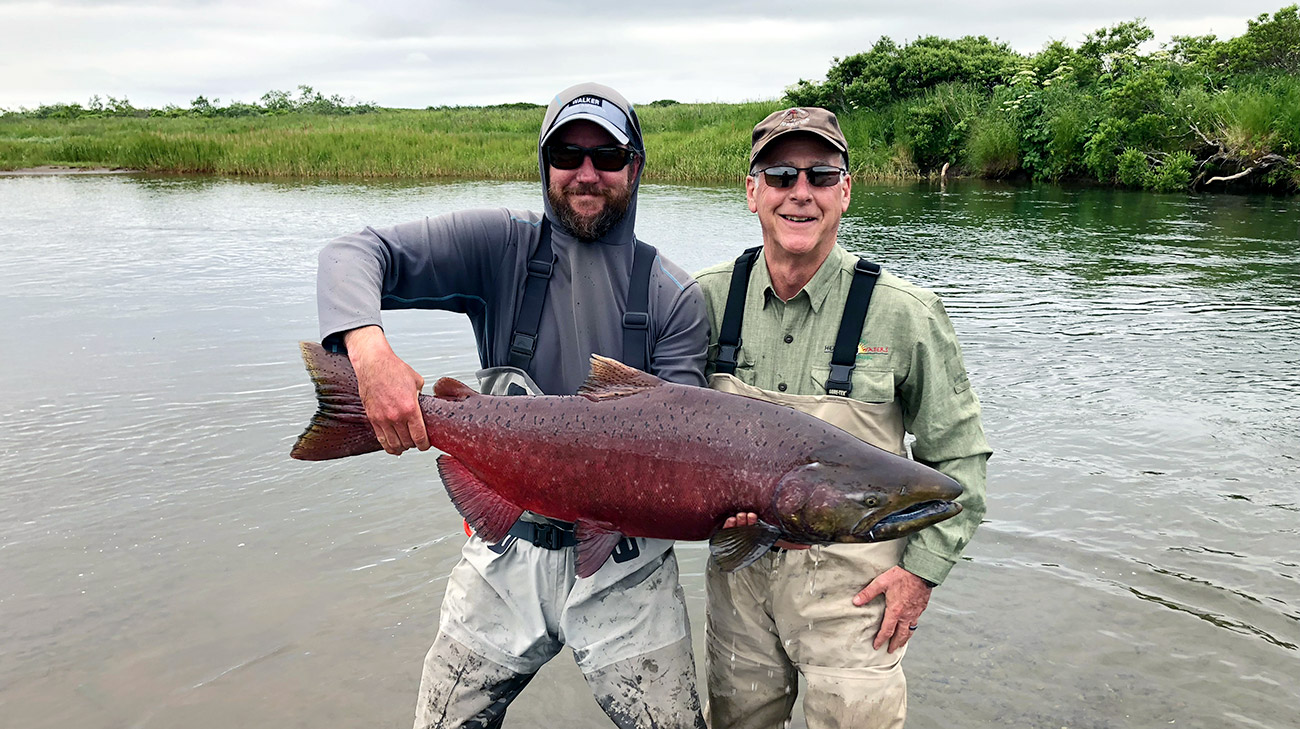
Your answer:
[541,91,639,149]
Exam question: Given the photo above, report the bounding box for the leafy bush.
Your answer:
[786,35,1021,112]
[781,4,1298,190]
[1117,148,1151,187]
[1152,151,1196,191]
[901,83,984,171]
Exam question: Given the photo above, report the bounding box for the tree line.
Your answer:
[4,85,378,120]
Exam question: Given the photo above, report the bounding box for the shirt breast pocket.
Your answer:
[810,366,895,404]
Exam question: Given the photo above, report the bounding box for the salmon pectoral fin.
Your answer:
[709,522,783,572]
[436,455,523,544]
[574,519,625,579]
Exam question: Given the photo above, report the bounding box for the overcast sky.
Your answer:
[0,1,1289,110]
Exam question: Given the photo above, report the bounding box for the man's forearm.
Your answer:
[899,452,988,586]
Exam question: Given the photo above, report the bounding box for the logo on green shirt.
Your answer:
[823,343,891,360]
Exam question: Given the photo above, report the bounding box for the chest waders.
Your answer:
[475,218,658,562]
[419,220,704,729]
[704,247,912,729]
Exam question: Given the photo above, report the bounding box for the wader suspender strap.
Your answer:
[508,220,659,373]
[508,218,555,370]
[714,246,763,375]
[621,241,658,372]
[825,257,881,397]
[713,247,881,395]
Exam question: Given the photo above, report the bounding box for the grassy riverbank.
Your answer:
[0,102,782,183]
[6,87,1294,189]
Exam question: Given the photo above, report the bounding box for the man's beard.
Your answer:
[548,178,634,242]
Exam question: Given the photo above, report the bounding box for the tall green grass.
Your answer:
[0,103,785,182]
[4,89,1295,190]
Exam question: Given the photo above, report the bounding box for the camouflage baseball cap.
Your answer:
[749,107,849,169]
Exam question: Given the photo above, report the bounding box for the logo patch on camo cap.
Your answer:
[777,108,811,128]
[749,106,849,167]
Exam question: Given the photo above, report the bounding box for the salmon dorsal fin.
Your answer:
[577,354,665,401]
[433,377,477,401]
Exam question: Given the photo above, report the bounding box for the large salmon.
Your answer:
[291,342,962,577]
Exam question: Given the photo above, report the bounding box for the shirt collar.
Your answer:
[756,244,849,314]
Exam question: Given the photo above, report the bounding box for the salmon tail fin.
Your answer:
[290,341,384,461]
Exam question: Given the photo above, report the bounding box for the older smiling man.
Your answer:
[694,107,991,728]
[315,82,709,729]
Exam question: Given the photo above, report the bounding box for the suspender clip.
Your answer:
[826,362,855,397]
[509,332,537,360]
[717,342,741,370]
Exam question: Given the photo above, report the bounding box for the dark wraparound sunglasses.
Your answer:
[756,165,846,188]
[546,144,638,172]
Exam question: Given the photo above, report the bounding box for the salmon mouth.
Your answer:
[855,500,963,542]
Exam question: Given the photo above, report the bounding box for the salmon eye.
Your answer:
[864,496,879,507]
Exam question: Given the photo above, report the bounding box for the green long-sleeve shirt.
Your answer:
[694,244,990,585]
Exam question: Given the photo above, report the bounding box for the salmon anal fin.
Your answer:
[709,522,783,572]
[437,455,522,543]
[574,519,625,578]
[433,377,478,401]
[577,354,666,401]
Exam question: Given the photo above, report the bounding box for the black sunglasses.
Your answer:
[546,144,637,172]
[755,165,846,188]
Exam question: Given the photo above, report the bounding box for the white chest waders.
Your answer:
[413,238,704,729]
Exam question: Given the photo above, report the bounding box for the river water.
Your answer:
[1,173,1296,729]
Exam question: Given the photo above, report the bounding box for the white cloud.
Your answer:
[0,0,1289,110]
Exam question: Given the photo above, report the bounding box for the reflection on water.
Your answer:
[1,174,1297,729]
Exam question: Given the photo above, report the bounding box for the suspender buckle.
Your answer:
[506,519,577,550]
[854,258,881,276]
[826,363,855,397]
[717,342,741,369]
[623,312,649,329]
[532,522,567,550]
[509,332,537,359]
[527,258,553,277]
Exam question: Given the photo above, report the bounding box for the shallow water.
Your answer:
[1,174,1296,728]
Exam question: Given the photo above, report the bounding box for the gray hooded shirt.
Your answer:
[316,83,708,394]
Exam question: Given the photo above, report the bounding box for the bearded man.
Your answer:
[315,82,709,729]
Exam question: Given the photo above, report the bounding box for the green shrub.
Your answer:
[785,35,1021,112]
[1084,120,1123,180]
[1152,151,1197,191]
[900,83,984,171]
[1117,147,1151,187]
